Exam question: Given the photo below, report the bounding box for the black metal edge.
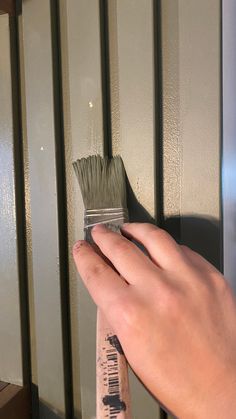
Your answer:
[153,1,168,416]
[153,0,164,227]
[9,11,33,403]
[219,0,224,274]
[49,1,74,417]
[99,0,113,158]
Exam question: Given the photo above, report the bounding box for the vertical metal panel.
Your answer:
[222,0,236,290]
[109,1,161,418]
[161,1,221,418]
[178,0,221,267]
[63,0,104,417]
[110,0,156,222]
[0,14,23,386]
[9,13,32,394]
[18,11,39,392]
[162,0,181,233]
[21,1,67,416]
[162,1,221,267]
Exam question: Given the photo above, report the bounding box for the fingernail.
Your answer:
[73,240,85,254]
[92,223,107,233]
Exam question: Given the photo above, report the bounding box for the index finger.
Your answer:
[73,240,129,313]
[91,224,160,284]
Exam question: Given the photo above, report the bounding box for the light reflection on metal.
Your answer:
[222,0,236,289]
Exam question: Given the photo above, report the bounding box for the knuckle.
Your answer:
[158,283,182,318]
[113,238,132,257]
[149,228,170,242]
[181,244,191,253]
[211,272,229,293]
[84,262,109,284]
[122,301,140,328]
[113,296,140,332]
[142,222,157,230]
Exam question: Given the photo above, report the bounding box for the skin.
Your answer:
[73,222,236,418]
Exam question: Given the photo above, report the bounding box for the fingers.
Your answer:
[121,223,186,270]
[91,224,160,284]
[73,240,128,314]
[181,245,218,273]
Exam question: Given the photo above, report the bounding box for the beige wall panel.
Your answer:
[18,13,38,389]
[162,0,220,414]
[162,0,220,251]
[0,14,23,386]
[111,0,155,220]
[109,1,160,417]
[62,0,104,417]
[179,0,221,239]
[21,1,66,416]
[162,0,181,221]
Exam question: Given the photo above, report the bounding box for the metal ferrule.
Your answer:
[84,207,129,242]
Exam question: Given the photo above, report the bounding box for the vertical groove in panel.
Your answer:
[22,0,67,413]
[153,3,167,417]
[58,1,82,416]
[153,0,164,228]
[99,0,112,157]
[161,0,181,243]
[50,1,74,416]
[219,0,223,274]
[64,1,104,416]
[18,13,40,417]
[9,14,32,389]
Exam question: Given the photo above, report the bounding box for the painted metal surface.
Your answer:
[21,0,66,416]
[178,0,221,267]
[222,0,236,290]
[62,1,104,417]
[0,0,223,418]
[162,2,221,418]
[18,12,38,391]
[162,0,221,267]
[162,0,181,224]
[0,14,23,386]
[109,1,161,418]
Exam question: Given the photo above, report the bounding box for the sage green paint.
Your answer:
[109,1,161,418]
[21,0,66,415]
[162,0,221,416]
[0,0,220,417]
[0,14,23,386]
[62,1,104,417]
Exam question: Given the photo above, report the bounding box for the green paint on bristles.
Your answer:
[73,155,127,210]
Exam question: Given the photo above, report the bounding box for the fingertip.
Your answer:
[121,222,145,233]
[120,222,130,232]
[92,223,108,234]
[73,240,86,256]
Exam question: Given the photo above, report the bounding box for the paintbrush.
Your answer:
[73,155,131,419]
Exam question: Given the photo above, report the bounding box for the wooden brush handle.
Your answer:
[96,309,131,418]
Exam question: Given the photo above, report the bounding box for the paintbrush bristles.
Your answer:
[73,155,127,210]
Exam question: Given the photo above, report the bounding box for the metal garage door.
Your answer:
[0,1,225,418]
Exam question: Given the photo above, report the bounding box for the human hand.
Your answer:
[73,223,236,418]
